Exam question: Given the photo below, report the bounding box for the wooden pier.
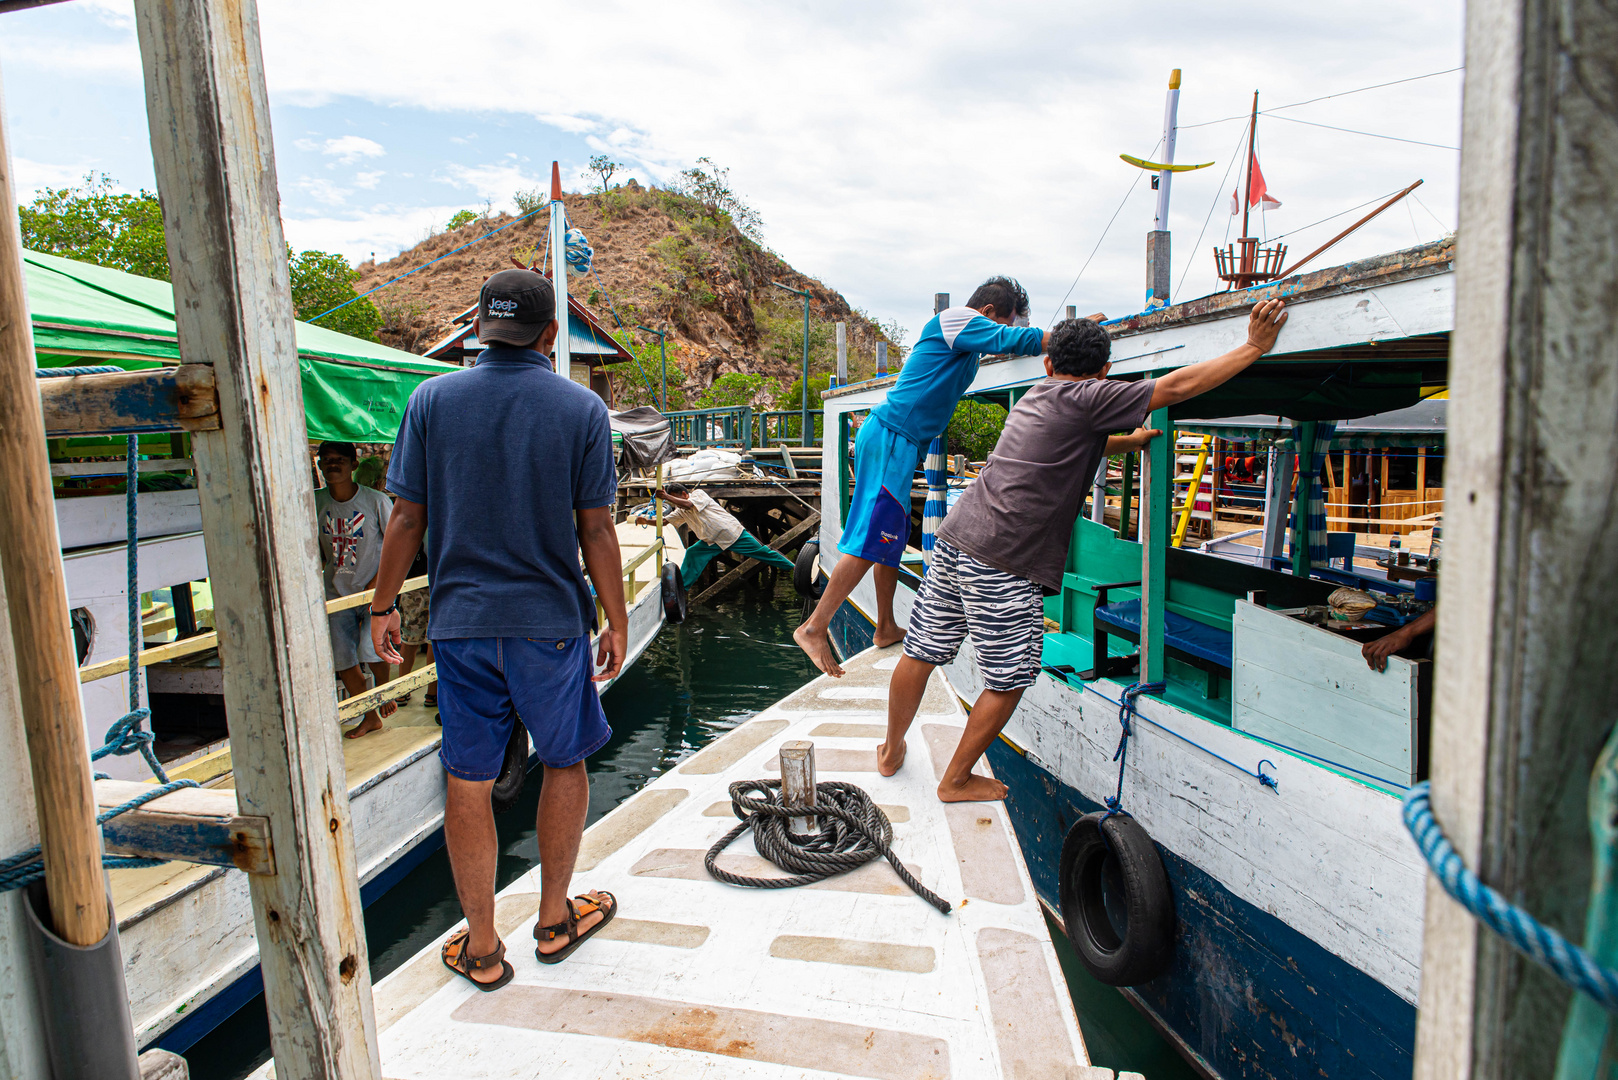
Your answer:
[255,645,1132,1080]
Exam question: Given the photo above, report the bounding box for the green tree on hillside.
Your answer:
[775,373,830,442]
[673,157,763,243]
[19,173,382,341]
[19,173,169,280]
[946,400,1007,460]
[697,372,772,409]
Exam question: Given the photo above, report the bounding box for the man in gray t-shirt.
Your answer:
[880,298,1290,802]
[314,439,395,738]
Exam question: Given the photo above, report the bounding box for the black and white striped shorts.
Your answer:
[904,539,1045,692]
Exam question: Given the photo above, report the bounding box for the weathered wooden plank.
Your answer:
[81,577,428,682]
[1415,1,1618,1076]
[691,512,819,604]
[1233,661,1414,785]
[96,778,273,874]
[39,364,220,436]
[1233,603,1419,715]
[336,664,436,722]
[133,0,381,1075]
[0,65,109,948]
[1139,410,1170,682]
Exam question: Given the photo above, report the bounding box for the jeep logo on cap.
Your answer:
[488,298,518,318]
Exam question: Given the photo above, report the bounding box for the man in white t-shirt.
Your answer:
[643,482,797,587]
[315,440,395,739]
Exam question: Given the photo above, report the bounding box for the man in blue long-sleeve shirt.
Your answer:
[795,276,1068,676]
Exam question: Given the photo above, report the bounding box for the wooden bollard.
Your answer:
[778,741,817,836]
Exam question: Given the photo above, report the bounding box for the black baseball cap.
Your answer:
[477,268,556,346]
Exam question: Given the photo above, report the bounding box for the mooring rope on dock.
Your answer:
[705,779,951,914]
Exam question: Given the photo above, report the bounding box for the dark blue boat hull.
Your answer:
[829,600,1417,1080]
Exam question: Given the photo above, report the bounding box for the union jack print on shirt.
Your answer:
[324,510,367,569]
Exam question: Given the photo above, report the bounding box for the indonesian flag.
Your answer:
[1230,151,1282,215]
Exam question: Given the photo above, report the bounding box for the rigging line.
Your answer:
[1177,66,1465,130]
[1048,138,1160,325]
[308,205,548,323]
[1412,192,1454,234]
[1172,125,1250,302]
[1265,188,1401,242]
[1261,113,1460,151]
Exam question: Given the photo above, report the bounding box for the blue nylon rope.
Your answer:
[1404,782,1618,1011]
[35,366,126,377]
[1078,680,1279,798]
[0,432,197,892]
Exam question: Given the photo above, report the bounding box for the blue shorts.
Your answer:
[837,419,922,569]
[433,635,611,780]
[328,607,381,670]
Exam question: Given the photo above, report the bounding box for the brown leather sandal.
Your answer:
[441,927,513,991]
[534,890,617,965]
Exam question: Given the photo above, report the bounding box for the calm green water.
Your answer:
[182,575,1191,1080]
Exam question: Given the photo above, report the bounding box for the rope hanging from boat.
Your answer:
[1404,782,1618,1012]
[1079,679,1278,798]
[1102,681,1165,818]
[705,778,952,914]
[0,402,197,892]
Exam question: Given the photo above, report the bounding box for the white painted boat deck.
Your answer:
[264,644,1123,1079]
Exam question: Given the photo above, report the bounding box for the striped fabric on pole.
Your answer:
[922,436,948,570]
[1285,421,1339,566]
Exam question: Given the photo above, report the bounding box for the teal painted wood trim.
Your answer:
[1120,452,1135,539]
[1555,728,1618,1078]
[1291,419,1318,577]
[838,410,853,521]
[101,809,273,873]
[1142,408,1171,683]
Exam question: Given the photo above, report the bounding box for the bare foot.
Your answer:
[792,623,845,677]
[535,892,607,957]
[345,715,384,739]
[877,738,907,777]
[873,621,907,649]
[377,698,398,720]
[938,774,1009,802]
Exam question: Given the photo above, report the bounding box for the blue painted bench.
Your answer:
[1079,583,1234,693]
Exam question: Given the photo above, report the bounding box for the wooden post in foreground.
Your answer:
[133,1,379,1076]
[1414,0,1618,1076]
[0,72,107,948]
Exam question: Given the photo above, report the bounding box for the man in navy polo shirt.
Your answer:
[369,269,625,988]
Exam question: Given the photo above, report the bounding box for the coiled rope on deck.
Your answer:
[1404,781,1618,1011]
[705,779,951,914]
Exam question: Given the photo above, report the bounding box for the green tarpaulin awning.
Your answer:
[24,249,459,443]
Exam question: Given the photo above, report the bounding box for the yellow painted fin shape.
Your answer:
[1120,154,1215,172]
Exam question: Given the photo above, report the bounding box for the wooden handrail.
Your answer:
[79,575,430,683]
[622,538,663,579]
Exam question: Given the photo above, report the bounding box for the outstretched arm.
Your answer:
[1148,299,1287,410]
[1105,427,1162,454]
[369,496,426,664]
[578,505,628,682]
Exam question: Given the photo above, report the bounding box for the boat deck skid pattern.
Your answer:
[258,645,1130,1079]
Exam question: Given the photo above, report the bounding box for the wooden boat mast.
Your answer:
[550,161,571,375]
[1241,90,1258,241]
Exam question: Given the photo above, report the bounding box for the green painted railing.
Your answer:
[664,406,823,450]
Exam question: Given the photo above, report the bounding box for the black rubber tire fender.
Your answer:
[490,719,530,815]
[793,540,824,599]
[1058,811,1176,986]
[661,560,688,624]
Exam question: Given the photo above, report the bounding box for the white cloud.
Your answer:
[298,177,351,205]
[281,205,473,264]
[353,170,385,189]
[247,0,1463,338]
[319,136,385,165]
[12,157,95,197]
[438,162,545,205]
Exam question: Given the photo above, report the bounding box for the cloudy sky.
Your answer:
[1,0,1464,344]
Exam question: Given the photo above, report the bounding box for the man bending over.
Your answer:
[879,298,1288,801]
[794,276,1076,677]
[638,482,797,586]
[370,269,626,988]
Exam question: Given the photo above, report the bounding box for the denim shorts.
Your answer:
[433,635,611,780]
[328,607,381,670]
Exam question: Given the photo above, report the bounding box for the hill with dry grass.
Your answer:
[353,182,902,409]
